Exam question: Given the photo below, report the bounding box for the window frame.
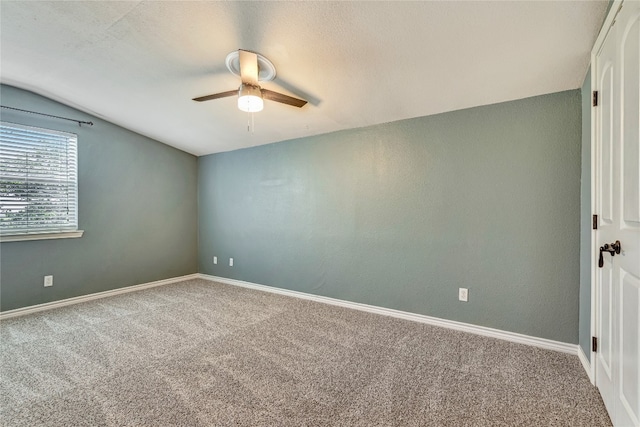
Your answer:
[0,121,83,242]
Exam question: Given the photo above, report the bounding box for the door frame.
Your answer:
[589,0,624,386]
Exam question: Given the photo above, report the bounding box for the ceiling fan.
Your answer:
[193,49,307,112]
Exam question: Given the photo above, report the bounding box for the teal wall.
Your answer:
[0,85,198,311]
[199,90,582,343]
[579,70,593,359]
[1,84,587,346]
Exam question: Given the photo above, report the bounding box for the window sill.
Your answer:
[0,230,84,243]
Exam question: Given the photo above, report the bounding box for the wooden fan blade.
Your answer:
[261,89,307,108]
[192,90,238,102]
[239,50,259,85]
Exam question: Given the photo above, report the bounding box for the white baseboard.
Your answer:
[578,345,594,383]
[0,273,200,320]
[199,274,578,355]
[2,272,581,358]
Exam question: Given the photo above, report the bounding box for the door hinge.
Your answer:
[592,91,598,107]
[592,336,598,352]
[593,214,598,230]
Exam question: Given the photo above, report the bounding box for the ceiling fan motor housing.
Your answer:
[226,50,276,81]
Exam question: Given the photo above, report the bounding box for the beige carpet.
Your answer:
[0,279,611,426]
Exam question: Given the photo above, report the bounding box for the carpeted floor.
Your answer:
[0,278,611,426]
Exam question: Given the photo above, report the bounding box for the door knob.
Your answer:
[598,240,622,268]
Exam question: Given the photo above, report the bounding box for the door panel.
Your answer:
[620,270,639,425]
[600,265,614,377]
[621,12,640,224]
[600,61,614,224]
[616,6,640,426]
[596,9,619,419]
[595,2,640,426]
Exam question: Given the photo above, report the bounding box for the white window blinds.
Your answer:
[0,121,78,235]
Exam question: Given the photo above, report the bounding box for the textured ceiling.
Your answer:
[0,1,607,156]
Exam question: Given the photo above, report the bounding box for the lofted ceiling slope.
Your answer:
[0,1,608,156]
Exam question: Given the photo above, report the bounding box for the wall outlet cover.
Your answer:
[458,288,468,302]
[229,258,234,267]
[213,256,217,264]
[44,275,53,287]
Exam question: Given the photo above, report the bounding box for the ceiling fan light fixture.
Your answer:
[237,83,263,112]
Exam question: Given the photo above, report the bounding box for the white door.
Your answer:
[594,1,640,426]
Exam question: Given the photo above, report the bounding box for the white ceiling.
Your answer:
[1,1,608,156]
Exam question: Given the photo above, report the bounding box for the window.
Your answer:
[0,121,82,241]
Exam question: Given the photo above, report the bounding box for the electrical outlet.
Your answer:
[213,256,217,264]
[458,288,468,302]
[44,275,53,287]
[229,258,234,267]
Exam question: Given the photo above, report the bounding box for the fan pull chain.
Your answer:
[247,111,255,133]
